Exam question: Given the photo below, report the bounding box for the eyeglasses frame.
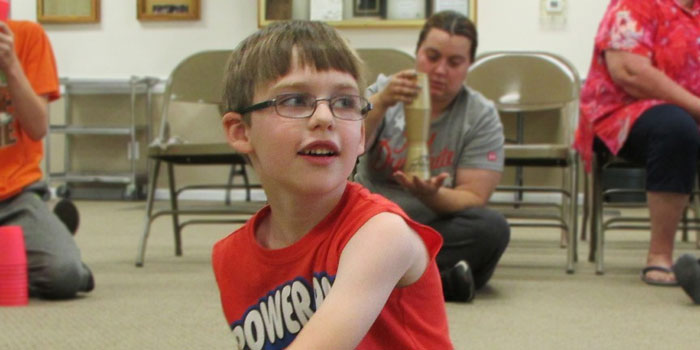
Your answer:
[235,93,372,121]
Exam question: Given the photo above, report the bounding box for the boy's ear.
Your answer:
[222,112,253,154]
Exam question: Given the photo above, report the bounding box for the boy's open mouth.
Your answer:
[298,148,337,156]
[298,141,339,157]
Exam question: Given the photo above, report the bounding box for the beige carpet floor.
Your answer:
[1,200,698,349]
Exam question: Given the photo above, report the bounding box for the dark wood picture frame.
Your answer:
[353,0,383,17]
[137,0,200,21]
[37,0,100,24]
[431,0,477,24]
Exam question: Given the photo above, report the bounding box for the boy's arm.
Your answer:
[605,50,700,120]
[287,212,429,350]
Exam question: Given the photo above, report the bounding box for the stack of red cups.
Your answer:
[0,226,29,306]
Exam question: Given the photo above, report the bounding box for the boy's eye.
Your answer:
[331,95,358,110]
[277,94,313,107]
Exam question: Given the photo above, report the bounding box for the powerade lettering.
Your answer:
[230,274,334,350]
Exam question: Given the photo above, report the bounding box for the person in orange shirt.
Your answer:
[0,19,93,299]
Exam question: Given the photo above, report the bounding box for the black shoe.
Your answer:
[53,198,80,235]
[83,264,95,293]
[441,260,475,302]
[672,254,700,304]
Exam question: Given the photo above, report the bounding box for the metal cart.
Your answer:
[46,76,160,200]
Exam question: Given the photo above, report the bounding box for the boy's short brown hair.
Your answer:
[416,10,478,62]
[223,20,365,119]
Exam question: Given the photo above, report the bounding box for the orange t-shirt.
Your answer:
[212,182,453,350]
[0,20,60,200]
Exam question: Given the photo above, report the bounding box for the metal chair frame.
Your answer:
[466,51,581,273]
[586,150,700,274]
[136,50,264,267]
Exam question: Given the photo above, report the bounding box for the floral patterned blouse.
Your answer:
[574,0,700,170]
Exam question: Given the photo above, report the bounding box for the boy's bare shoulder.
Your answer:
[354,211,423,247]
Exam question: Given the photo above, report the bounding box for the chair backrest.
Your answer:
[466,51,581,144]
[466,51,580,112]
[355,48,415,86]
[156,50,232,142]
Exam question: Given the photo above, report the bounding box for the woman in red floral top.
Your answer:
[575,0,700,285]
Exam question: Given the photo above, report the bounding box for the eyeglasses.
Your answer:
[236,93,372,121]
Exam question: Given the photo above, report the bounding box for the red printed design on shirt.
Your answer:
[371,131,454,173]
[227,273,334,349]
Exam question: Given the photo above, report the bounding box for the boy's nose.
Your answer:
[309,101,335,127]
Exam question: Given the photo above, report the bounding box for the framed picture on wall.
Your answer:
[353,0,384,18]
[37,0,100,24]
[432,0,477,24]
[137,0,200,21]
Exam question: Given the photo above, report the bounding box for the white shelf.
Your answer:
[49,125,133,135]
[47,76,160,199]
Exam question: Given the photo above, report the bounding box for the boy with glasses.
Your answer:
[212,20,452,349]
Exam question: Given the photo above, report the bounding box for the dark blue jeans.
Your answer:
[599,104,700,194]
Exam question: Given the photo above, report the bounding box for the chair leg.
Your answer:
[167,163,182,256]
[682,207,689,242]
[695,169,700,249]
[225,162,251,204]
[560,166,569,249]
[693,187,700,249]
[136,159,161,267]
[566,154,579,274]
[225,164,236,206]
[592,156,605,274]
[514,112,525,205]
[241,164,251,201]
[581,171,590,242]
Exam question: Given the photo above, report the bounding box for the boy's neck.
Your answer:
[256,183,347,249]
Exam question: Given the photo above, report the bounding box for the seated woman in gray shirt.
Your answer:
[355,10,509,302]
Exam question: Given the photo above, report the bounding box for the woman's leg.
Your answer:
[618,104,700,283]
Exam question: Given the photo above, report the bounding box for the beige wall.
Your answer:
[29,0,604,197]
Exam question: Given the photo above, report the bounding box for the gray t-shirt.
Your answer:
[355,74,504,223]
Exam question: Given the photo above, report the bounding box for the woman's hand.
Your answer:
[392,171,449,198]
[374,69,422,109]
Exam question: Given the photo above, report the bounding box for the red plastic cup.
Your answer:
[0,0,9,22]
[0,225,28,306]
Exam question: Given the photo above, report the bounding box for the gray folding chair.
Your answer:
[355,48,415,86]
[466,51,581,273]
[136,50,264,267]
[587,144,700,274]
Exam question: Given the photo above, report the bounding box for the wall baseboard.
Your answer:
[154,188,268,202]
[48,186,585,205]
